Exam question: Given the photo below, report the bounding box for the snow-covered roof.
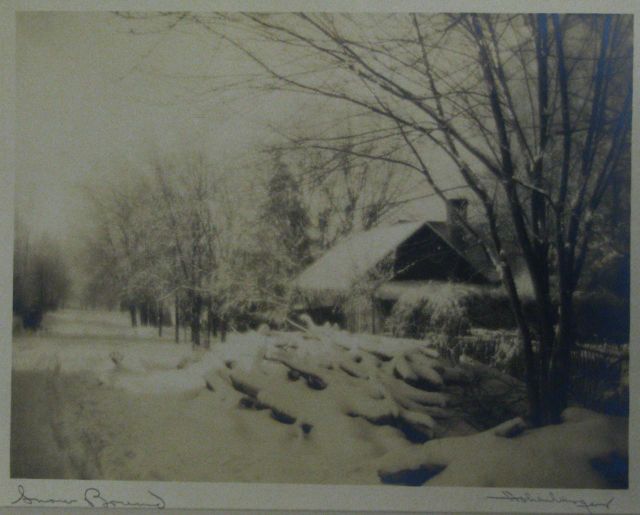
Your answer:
[295,221,424,293]
[295,214,499,300]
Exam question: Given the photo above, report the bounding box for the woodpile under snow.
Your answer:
[208,318,526,445]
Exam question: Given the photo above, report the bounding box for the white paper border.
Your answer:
[1,1,638,513]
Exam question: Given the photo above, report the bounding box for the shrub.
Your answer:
[430,299,471,337]
[385,282,472,338]
[384,281,533,339]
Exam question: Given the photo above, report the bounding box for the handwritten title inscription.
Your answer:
[488,490,615,513]
[11,484,618,512]
[12,484,165,509]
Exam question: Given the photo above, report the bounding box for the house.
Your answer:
[293,198,499,334]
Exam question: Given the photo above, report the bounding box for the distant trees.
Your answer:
[82,154,223,346]
[81,141,412,339]
[13,218,71,329]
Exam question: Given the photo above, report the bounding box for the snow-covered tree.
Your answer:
[83,154,222,345]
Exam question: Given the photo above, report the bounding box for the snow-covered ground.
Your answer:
[11,309,628,487]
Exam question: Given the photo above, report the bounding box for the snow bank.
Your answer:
[11,309,628,487]
[378,409,628,488]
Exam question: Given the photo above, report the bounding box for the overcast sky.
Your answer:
[16,12,310,239]
[15,11,448,251]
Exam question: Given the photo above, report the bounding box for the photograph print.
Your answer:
[10,8,632,493]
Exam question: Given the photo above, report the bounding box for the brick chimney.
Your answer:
[446,198,469,246]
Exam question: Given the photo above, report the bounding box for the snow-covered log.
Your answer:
[379,375,449,409]
[404,353,445,389]
[391,355,418,382]
[229,373,261,398]
[347,411,433,443]
[229,371,300,426]
[263,355,328,390]
[338,362,368,379]
[493,417,527,438]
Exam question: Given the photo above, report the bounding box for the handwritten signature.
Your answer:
[487,490,614,513]
[12,484,165,509]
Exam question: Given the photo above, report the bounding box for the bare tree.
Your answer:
[173,12,632,426]
[283,135,416,248]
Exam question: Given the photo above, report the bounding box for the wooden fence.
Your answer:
[436,332,629,415]
[570,345,628,414]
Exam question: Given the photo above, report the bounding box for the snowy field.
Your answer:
[11,309,628,487]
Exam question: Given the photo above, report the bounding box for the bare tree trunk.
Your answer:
[211,312,218,338]
[174,295,180,343]
[220,316,227,343]
[183,316,187,342]
[206,297,212,347]
[129,304,137,328]
[158,301,163,337]
[548,287,575,421]
[139,303,148,326]
[190,293,202,347]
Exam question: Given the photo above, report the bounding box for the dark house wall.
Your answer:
[303,306,346,328]
[299,221,492,335]
[393,225,488,284]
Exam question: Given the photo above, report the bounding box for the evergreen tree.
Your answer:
[257,151,312,307]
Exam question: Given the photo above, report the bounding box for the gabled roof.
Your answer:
[295,220,498,296]
[425,222,499,283]
[295,222,424,293]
